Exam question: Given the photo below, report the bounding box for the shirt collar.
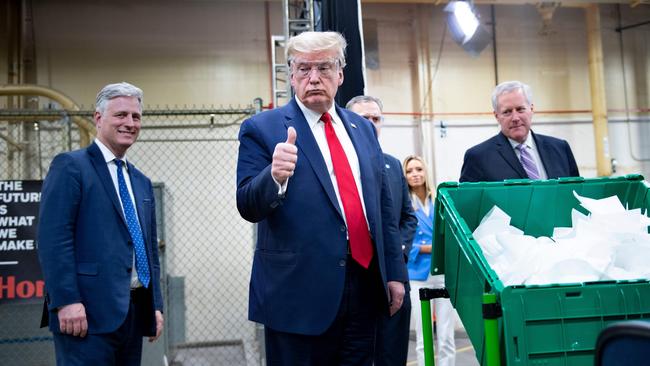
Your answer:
[95,138,129,168]
[295,97,340,129]
[508,131,536,150]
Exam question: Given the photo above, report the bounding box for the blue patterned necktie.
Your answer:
[516,143,541,180]
[115,159,150,288]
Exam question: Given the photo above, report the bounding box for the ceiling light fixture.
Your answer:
[444,1,491,57]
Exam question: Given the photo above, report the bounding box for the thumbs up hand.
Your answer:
[271,127,298,184]
[285,127,296,145]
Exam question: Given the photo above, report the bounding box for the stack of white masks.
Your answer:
[472,192,650,286]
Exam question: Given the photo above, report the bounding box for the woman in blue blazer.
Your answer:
[404,156,456,366]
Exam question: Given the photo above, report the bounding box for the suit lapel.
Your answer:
[415,204,434,233]
[87,143,127,225]
[414,198,435,231]
[495,133,527,178]
[284,100,342,218]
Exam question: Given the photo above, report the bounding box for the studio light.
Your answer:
[444,1,491,57]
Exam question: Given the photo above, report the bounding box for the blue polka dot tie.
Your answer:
[115,159,150,288]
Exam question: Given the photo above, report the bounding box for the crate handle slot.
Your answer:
[513,336,520,359]
[565,291,582,297]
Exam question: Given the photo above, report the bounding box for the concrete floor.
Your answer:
[406,329,480,366]
[167,328,483,366]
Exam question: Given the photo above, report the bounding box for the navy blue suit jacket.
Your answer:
[38,142,163,335]
[460,131,580,182]
[236,99,408,335]
[382,153,417,263]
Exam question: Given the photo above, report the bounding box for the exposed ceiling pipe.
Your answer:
[536,2,560,35]
[0,84,95,147]
[490,4,498,85]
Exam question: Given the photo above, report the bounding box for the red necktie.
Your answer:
[321,112,373,268]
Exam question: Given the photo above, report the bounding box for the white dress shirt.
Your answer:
[95,138,144,288]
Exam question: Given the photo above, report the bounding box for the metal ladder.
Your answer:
[271,0,316,108]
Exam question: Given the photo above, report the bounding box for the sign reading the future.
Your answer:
[0,180,44,303]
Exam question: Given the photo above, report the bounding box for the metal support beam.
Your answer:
[271,35,289,108]
[271,0,315,108]
[585,4,612,176]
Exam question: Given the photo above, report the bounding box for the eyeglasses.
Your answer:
[363,115,383,124]
[292,61,339,79]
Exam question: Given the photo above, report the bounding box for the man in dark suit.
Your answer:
[460,80,579,182]
[346,95,417,366]
[236,32,408,365]
[38,82,163,365]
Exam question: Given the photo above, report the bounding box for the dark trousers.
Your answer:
[53,288,148,366]
[373,290,411,366]
[265,256,384,366]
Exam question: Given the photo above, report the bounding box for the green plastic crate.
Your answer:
[433,175,650,366]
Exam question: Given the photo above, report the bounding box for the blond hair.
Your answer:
[403,155,433,206]
[286,31,347,69]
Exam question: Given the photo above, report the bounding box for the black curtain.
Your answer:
[317,0,364,107]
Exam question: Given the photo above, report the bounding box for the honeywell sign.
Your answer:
[0,180,44,303]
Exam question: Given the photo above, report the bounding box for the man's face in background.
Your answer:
[349,101,383,136]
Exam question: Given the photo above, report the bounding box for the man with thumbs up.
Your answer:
[236,31,408,365]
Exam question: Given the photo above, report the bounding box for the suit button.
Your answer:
[126,268,132,273]
[339,259,346,267]
[340,226,346,232]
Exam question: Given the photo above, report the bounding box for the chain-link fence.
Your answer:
[0,103,261,366]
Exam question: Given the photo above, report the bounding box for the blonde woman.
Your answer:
[404,156,456,366]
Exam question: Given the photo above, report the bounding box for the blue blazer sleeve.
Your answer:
[37,153,83,310]
[398,173,417,260]
[144,178,163,312]
[383,153,417,262]
[380,165,409,283]
[562,140,580,177]
[236,118,284,223]
[459,147,485,183]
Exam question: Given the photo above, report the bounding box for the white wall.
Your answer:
[29,0,282,108]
